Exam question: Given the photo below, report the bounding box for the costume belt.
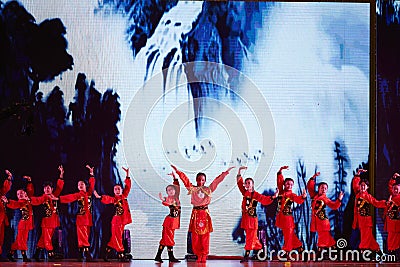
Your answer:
[193,205,208,210]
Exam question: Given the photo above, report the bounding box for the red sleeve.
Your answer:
[161,200,170,206]
[0,179,12,195]
[176,170,193,191]
[393,195,400,206]
[366,193,386,208]
[7,199,24,209]
[307,178,317,199]
[324,196,341,210]
[277,171,284,192]
[236,176,246,196]
[291,193,305,204]
[352,175,360,194]
[101,195,115,205]
[388,178,397,196]
[122,177,131,198]
[253,191,273,206]
[31,195,50,206]
[209,171,229,192]
[173,178,180,199]
[87,176,95,195]
[26,182,34,197]
[53,179,65,197]
[60,192,82,203]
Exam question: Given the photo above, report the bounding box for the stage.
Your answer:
[0,259,398,266]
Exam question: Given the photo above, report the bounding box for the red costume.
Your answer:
[275,171,305,252]
[384,177,400,251]
[101,177,132,252]
[237,175,273,251]
[307,178,341,248]
[175,169,229,260]
[160,178,181,247]
[0,177,12,255]
[60,176,95,249]
[352,175,386,251]
[36,178,64,252]
[7,183,51,251]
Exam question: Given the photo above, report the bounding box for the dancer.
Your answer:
[154,171,181,263]
[59,165,95,262]
[275,165,307,256]
[307,172,343,254]
[93,167,132,262]
[352,169,386,254]
[171,164,234,263]
[5,176,56,262]
[33,165,65,261]
[385,173,400,258]
[0,170,12,259]
[236,166,278,262]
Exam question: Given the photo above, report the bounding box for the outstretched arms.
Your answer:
[209,166,235,192]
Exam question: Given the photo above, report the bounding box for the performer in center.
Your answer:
[171,165,234,263]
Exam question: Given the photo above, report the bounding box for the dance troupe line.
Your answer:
[0,164,399,263]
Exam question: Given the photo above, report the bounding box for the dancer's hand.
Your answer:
[237,166,247,175]
[5,169,12,179]
[279,166,289,171]
[93,190,101,199]
[22,175,32,182]
[273,188,279,199]
[302,189,307,198]
[225,166,235,173]
[312,172,320,179]
[86,165,94,176]
[58,165,64,178]
[122,167,130,177]
[357,169,367,175]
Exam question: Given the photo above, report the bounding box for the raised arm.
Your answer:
[209,166,234,192]
[277,166,289,192]
[122,167,131,198]
[171,165,193,191]
[352,169,366,193]
[389,173,399,195]
[86,165,95,195]
[23,176,34,197]
[0,170,12,195]
[170,171,181,199]
[53,165,65,197]
[236,166,247,195]
[307,172,320,199]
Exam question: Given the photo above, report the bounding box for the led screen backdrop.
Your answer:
[0,0,370,259]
